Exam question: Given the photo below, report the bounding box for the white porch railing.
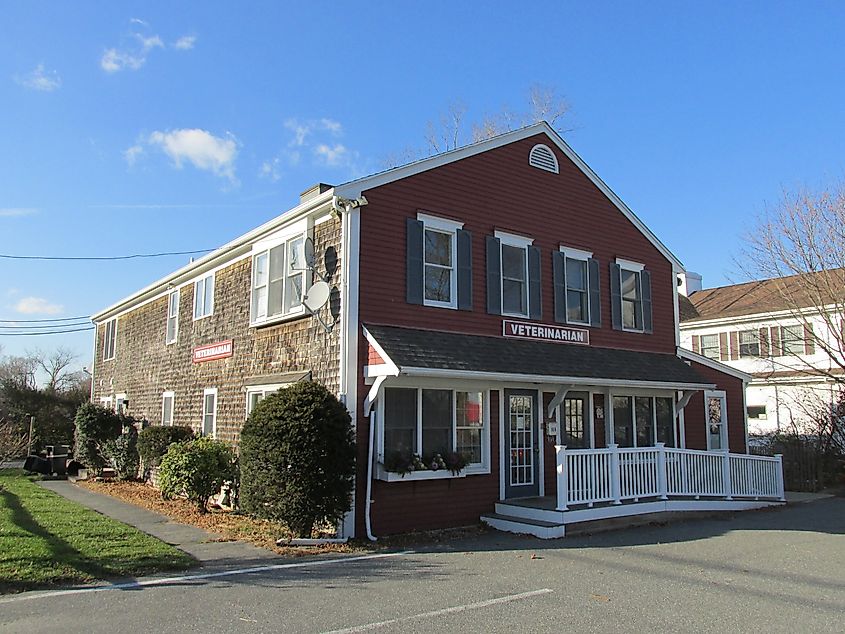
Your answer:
[555,443,785,511]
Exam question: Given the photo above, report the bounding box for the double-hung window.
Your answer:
[103,318,117,360]
[700,333,720,360]
[202,388,217,438]
[251,228,307,325]
[611,258,652,333]
[161,392,175,426]
[738,330,760,357]
[165,289,179,344]
[420,214,461,308]
[780,325,804,355]
[487,230,540,319]
[381,387,487,472]
[194,274,215,320]
[612,395,675,448]
[245,383,289,418]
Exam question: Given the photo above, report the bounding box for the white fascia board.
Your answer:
[680,302,838,329]
[559,245,593,260]
[334,121,684,272]
[91,191,335,322]
[396,365,713,391]
[678,348,754,382]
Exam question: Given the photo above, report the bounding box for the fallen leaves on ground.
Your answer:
[78,480,362,557]
[590,593,611,603]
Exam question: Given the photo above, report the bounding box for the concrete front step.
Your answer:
[480,512,565,539]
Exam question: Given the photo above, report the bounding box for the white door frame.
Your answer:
[704,389,728,451]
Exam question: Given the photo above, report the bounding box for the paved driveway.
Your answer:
[2,497,842,633]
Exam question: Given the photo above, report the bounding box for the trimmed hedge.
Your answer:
[137,425,194,473]
[239,381,355,538]
[158,437,238,512]
[73,403,122,475]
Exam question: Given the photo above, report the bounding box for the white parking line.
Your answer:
[322,588,555,633]
[0,551,412,605]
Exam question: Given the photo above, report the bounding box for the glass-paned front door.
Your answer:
[505,390,539,498]
[706,391,727,451]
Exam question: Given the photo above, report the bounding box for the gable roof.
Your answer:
[336,122,684,270]
[681,269,845,323]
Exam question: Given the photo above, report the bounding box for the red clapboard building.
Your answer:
[91,123,784,539]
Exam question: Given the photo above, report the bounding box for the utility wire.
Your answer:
[0,326,95,336]
[0,321,91,330]
[0,316,91,323]
[0,248,214,261]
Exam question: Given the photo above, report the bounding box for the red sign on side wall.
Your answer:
[192,340,234,363]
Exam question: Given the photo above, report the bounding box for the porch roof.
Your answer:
[364,324,714,390]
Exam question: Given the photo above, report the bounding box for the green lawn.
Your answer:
[0,470,195,593]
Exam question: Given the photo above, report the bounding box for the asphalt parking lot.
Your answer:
[1,496,842,634]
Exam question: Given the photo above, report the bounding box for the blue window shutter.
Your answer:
[552,252,567,323]
[486,236,501,315]
[641,269,653,334]
[528,246,542,320]
[610,262,622,331]
[588,257,601,327]
[457,228,472,311]
[406,218,423,304]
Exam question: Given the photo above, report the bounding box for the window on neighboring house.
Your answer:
[381,387,487,470]
[166,289,179,344]
[115,394,128,415]
[747,405,767,420]
[781,325,804,355]
[100,396,113,410]
[202,388,217,438]
[245,383,290,418]
[738,330,760,357]
[700,334,720,360]
[161,392,175,426]
[251,233,307,324]
[611,260,652,333]
[612,395,675,448]
[194,274,215,320]
[103,319,117,360]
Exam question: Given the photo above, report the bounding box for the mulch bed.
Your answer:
[77,480,363,557]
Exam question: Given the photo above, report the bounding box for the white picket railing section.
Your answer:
[555,443,785,511]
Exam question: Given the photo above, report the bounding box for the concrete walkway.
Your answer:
[38,480,279,568]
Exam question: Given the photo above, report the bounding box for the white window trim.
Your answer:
[610,393,678,448]
[115,393,128,415]
[617,258,645,333]
[704,389,728,451]
[161,391,175,426]
[496,231,533,319]
[250,219,310,327]
[419,213,461,310]
[245,383,290,418]
[100,396,113,410]
[202,388,218,439]
[377,387,490,479]
[103,319,117,361]
[193,273,215,321]
[560,246,593,326]
[165,289,179,345]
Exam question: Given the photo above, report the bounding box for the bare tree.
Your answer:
[31,347,78,392]
[424,101,467,154]
[0,354,38,390]
[738,181,845,385]
[0,419,29,467]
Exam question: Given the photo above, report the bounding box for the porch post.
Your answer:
[609,443,622,505]
[721,449,733,500]
[774,453,786,501]
[555,445,568,511]
[656,442,668,500]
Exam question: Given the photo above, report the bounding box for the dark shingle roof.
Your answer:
[682,269,845,323]
[365,324,710,387]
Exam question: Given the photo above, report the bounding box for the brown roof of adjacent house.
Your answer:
[681,269,845,323]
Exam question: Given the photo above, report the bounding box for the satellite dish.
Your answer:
[302,281,330,313]
[303,237,316,268]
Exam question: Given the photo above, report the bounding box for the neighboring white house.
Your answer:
[678,271,844,435]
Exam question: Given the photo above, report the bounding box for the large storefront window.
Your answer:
[382,387,486,469]
[613,395,675,448]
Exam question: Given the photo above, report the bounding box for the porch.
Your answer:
[482,444,786,538]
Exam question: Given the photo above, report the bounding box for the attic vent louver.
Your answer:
[528,144,559,174]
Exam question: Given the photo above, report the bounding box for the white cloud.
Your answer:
[101,28,166,73]
[0,208,37,217]
[17,64,61,92]
[14,296,63,315]
[259,158,281,182]
[284,117,343,147]
[123,144,144,166]
[147,128,239,183]
[314,143,349,167]
[173,35,196,50]
[130,18,148,27]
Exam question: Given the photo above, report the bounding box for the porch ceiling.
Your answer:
[364,324,714,389]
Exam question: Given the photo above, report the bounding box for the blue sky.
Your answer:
[1,1,844,368]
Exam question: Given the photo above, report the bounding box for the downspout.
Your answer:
[365,411,377,541]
